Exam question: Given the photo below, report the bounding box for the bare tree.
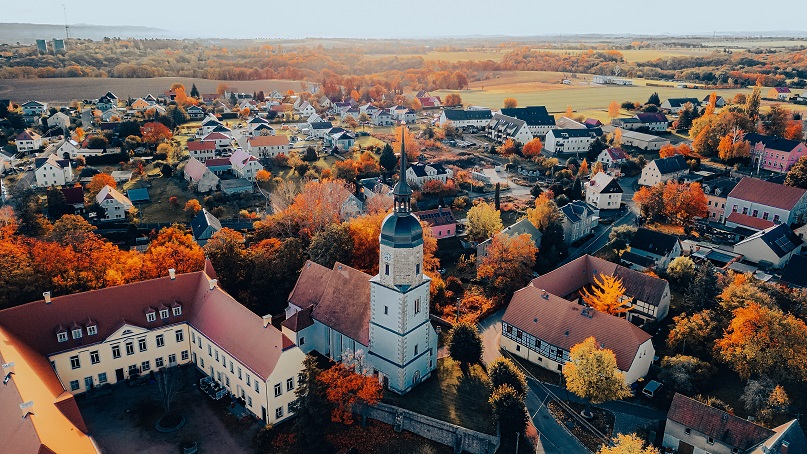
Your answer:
[153,368,185,415]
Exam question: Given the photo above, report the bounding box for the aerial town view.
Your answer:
[3,1,807,453]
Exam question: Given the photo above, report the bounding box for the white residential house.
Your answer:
[201,132,232,149]
[499,106,556,137]
[295,101,316,118]
[247,135,290,159]
[406,162,453,187]
[187,141,216,162]
[372,111,394,126]
[585,172,623,210]
[660,98,701,113]
[544,128,601,155]
[230,149,263,182]
[486,113,534,144]
[439,109,492,130]
[48,138,81,160]
[34,155,72,187]
[596,147,628,168]
[96,185,133,220]
[247,117,273,134]
[15,129,43,152]
[308,121,334,139]
[560,201,598,243]
[184,158,220,193]
[21,100,47,116]
[724,177,807,226]
[638,155,689,187]
[733,224,803,268]
[48,111,71,132]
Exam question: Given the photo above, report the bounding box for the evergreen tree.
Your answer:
[448,322,483,375]
[290,355,331,453]
[647,92,660,106]
[587,137,606,162]
[46,187,69,220]
[489,385,528,448]
[488,357,528,398]
[379,143,397,174]
[190,83,199,98]
[683,264,718,312]
[570,177,583,200]
[494,182,501,211]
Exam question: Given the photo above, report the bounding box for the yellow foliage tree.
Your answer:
[580,274,632,315]
[608,100,620,119]
[467,201,503,242]
[503,97,518,108]
[598,434,659,454]
[526,192,562,232]
[563,337,632,417]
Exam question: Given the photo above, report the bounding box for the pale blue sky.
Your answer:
[9,0,807,39]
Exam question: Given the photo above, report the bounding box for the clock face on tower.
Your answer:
[382,252,392,263]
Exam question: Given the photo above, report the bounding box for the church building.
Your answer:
[283,132,438,394]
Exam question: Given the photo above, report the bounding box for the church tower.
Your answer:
[368,128,437,394]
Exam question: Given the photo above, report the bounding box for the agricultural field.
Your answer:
[434,71,755,112]
[0,77,307,103]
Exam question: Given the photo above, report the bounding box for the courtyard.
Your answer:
[77,365,260,454]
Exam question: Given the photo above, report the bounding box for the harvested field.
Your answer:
[0,77,308,103]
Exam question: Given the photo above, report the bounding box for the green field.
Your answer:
[434,71,754,112]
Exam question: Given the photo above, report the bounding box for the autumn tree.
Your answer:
[143,226,205,278]
[499,139,518,156]
[291,355,331,453]
[522,138,543,157]
[141,121,172,145]
[443,93,462,107]
[591,161,604,176]
[489,384,528,448]
[503,97,518,109]
[581,274,632,315]
[761,104,789,138]
[578,158,589,176]
[392,126,419,161]
[318,354,382,424]
[784,156,807,189]
[667,310,715,355]
[666,256,695,286]
[608,100,620,119]
[784,120,803,140]
[659,355,715,394]
[566,105,573,118]
[203,228,248,292]
[717,128,751,161]
[87,173,116,200]
[662,181,708,225]
[183,199,202,217]
[448,322,483,375]
[308,223,353,268]
[633,184,663,219]
[563,337,632,418]
[598,434,659,454]
[477,233,538,295]
[658,143,693,158]
[487,357,528,399]
[342,115,358,130]
[249,237,306,314]
[527,191,562,232]
[466,201,503,242]
[745,84,761,120]
[345,212,385,274]
[716,302,807,381]
[682,264,718,312]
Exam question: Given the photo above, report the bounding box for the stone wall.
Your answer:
[365,402,499,454]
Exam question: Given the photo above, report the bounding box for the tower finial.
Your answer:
[392,124,412,214]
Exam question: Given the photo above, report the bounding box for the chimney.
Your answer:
[208,278,217,290]
[3,361,15,385]
[781,441,790,454]
[262,314,271,328]
[20,401,34,419]
[168,268,176,280]
[43,292,51,304]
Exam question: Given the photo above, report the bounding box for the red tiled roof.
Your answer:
[60,186,84,205]
[288,261,372,346]
[202,132,229,141]
[667,393,773,451]
[282,306,314,332]
[727,177,807,211]
[187,141,216,151]
[606,147,627,160]
[502,284,652,371]
[205,158,231,167]
[726,212,776,231]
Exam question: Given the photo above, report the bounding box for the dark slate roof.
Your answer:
[629,228,679,256]
[667,394,774,452]
[664,98,700,108]
[126,188,150,203]
[635,113,668,123]
[442,108,492,121]
[780,254,807,288]
[561,201,595,223]
[191,209,222,239]
[621,251,656,268]
[744,133,803,153]
[702,178,739,197]
[500,107,556,126]
[552,128,602,138]
[737,224,803,258]
[309,121,333,130]
[60,187,84,205]
[409,162,448,178]
[653,155,688,175]
[414,207,456,227]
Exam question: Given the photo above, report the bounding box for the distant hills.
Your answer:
[0,23,175,44]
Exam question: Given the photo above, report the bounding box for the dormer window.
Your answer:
[72,328,83,339]
[160,309,169,319]
[172,305,182,316]
[57,331,68,342]
[87,325,98,336]
[146,311,156,323]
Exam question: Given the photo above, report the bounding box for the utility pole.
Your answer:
[62,4,70,47]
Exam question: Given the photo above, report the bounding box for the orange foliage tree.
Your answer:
[184,199,202,216]
[580,274,631,315]
[784,120,803,141]
[658,143,693,158]
[87,173,116,199]
[444,93,462,107]
[565,106,573,118]
[345,212,386,274]
[393,126,419,161]
[608,100,620,119]
[318,357,383,424]
[141,122,173,145]
[522,138,543,157]
[503,97,518,108]
[662,181,708,225]
[499,139,517,156]
[477,233,538,295]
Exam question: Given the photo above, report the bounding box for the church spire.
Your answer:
[393,125,412,215]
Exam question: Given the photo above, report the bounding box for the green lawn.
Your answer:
[382,357,495,435]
